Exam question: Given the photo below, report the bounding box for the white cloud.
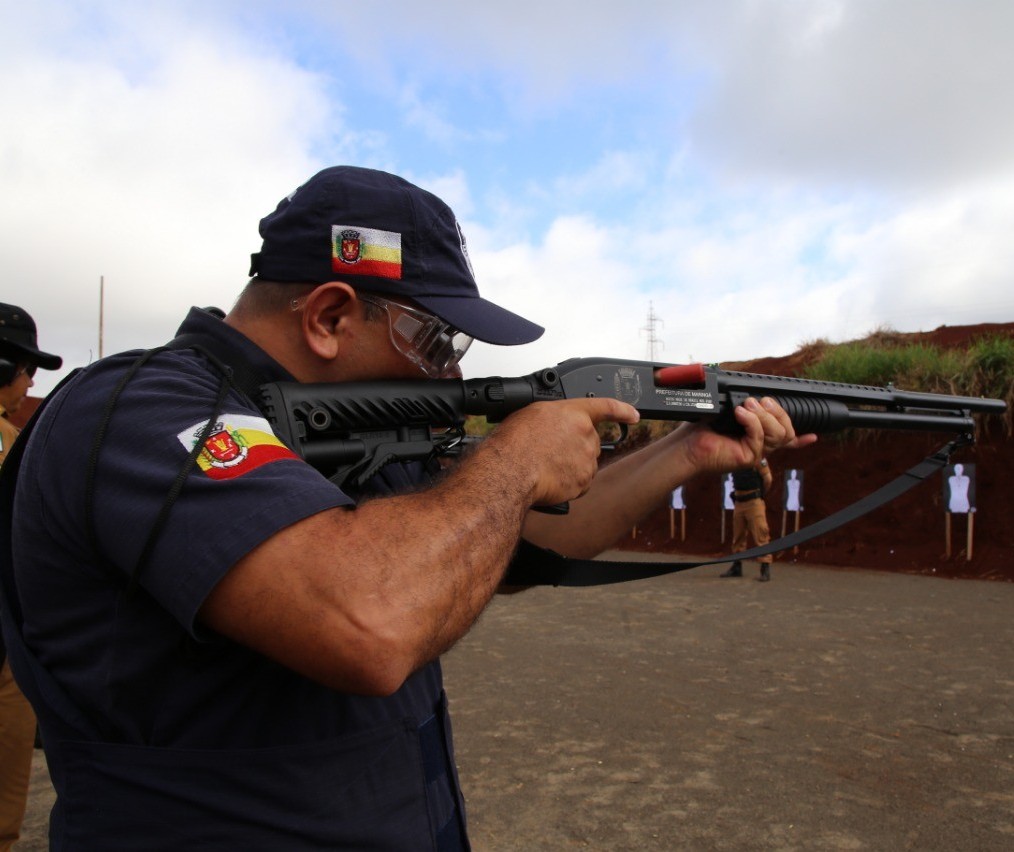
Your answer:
[464,158,1014,381]
[827,173,1014,329]
[1,1,345,392]
[690,0,1014,188]
[4,0,1013,400]
[413,170,475,220]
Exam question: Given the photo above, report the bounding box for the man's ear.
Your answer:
[300,281,359,360]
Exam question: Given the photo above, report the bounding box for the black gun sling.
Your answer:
[504,434,970,586]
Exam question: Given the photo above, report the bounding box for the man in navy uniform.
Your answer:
[1,167,810,849]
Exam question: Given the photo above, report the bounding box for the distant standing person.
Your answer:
[0,303,62,852]
[721,457,774,582]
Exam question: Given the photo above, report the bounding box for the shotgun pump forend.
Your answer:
[258,357,1007,488]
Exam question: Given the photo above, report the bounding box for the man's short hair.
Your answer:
[233,280,315,317]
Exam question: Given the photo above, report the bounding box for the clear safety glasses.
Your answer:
[358,293,473,378]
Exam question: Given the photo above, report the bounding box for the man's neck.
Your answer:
[224,313,302,380]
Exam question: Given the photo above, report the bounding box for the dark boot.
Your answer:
[759,563,771,582]
[720,561,743,578]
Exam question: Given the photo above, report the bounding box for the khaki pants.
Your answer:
[732,499,773,564]
[0,658,35,852]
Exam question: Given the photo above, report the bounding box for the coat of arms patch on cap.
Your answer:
[331,225,402,280]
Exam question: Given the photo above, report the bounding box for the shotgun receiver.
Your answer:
[258,357,1007,488]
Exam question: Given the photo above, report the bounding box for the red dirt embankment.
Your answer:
[616,322,1014,582]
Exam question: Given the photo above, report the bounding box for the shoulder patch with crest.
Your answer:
[177,413,298,480]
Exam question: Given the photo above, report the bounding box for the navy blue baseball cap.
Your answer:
[249,166,544,346]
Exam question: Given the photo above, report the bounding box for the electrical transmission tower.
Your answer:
[640,301,665,361]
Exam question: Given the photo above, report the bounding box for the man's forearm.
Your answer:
[522,424,698,558]
[201,447,530,696]
[201,398,624,696]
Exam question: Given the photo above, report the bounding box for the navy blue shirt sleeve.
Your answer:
[22,349,352,635]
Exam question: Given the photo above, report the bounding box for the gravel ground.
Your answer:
[15,557,1014,851]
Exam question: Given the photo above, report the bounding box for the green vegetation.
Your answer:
[801,340,963,393]
[802,329,1014,434]
[464,416,496,438]
[965,334,1014,404]
[803,330,1013,396]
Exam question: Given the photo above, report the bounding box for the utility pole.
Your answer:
[640,301,664,361]
[98,275,105,359]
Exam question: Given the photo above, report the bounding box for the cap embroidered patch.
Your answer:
[249,166,544,344]
[177,414,298,480]
[332,225,402,280]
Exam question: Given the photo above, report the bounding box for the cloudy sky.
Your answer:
[4,0,1013,395]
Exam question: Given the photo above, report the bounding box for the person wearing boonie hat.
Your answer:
[0,302,61,852]
[2,166,810,849]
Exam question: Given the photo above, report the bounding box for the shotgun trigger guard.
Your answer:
[601,422,628,452]
[433,425,466,456]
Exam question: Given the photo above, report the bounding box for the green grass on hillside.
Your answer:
[802,332,1013,434]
